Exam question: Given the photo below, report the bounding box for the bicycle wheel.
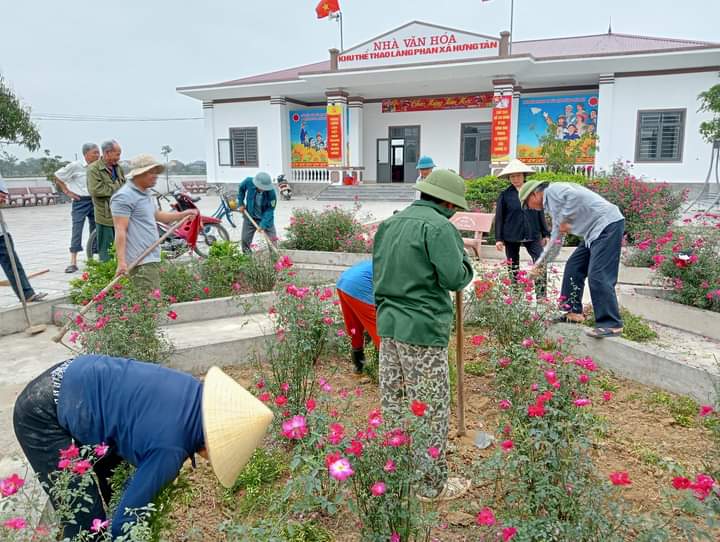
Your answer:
[85,230,97,260]
[193,223,230,257]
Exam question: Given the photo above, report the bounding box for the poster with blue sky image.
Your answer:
[289,108,328,168]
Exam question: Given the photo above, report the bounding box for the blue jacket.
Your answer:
[57,355,204,538]
[238,177,276,229]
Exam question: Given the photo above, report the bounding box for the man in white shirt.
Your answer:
[54,143,100,273]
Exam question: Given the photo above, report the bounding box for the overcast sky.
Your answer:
[2,0,718,163]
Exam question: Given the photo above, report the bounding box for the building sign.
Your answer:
[326,105,343,163]
[382,94,493,113]
[491,95,512,162]
[517,93,600,164]
[289,108,328,168]
[338,22,499,70]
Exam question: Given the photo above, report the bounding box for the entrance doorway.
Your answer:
[460,123,491,179]
[376,126,420,182]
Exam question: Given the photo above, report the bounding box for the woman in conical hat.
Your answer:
[494,159,550,296]
[13,355,272,539]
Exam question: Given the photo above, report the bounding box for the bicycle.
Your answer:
[207,185,240,229]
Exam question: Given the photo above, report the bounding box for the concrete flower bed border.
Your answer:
[618,286,720,341]
[551,323,719,404]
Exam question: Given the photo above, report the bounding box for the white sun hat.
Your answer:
[497,158,535,179]
[127,154,165,178]
[202,366,274,488]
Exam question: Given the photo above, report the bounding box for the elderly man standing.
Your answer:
[373,169,474,502]
[111,155,196,293]
[54,143,100,273]
[520,181,625,338]
[87,140,125,262]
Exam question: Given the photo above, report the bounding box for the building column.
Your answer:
[348,96,364,182]
[510,88,521,160]
[595,74,615,173]
[202,101,217,182]
[326,90,349,183]
[491,80,516,171]
[270,96,290,178]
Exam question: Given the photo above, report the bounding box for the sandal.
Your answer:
[27,292,48,303]
[586,327,622,339]
[418,477,471,503]
[64,265,78,273]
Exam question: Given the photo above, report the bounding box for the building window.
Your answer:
[635,110,685,162]
[228,127,259,167]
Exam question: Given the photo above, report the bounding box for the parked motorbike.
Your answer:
[277,174,293,201]
[85,189,229,260]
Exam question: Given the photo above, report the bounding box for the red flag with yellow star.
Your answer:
[316,0,340,18]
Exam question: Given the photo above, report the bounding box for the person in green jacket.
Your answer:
[87,140,126,262]
[373,169,474,502]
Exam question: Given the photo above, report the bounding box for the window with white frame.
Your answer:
[635,110,685,162]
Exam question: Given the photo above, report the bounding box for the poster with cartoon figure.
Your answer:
[516,93,599,164]
[289,109,329,168]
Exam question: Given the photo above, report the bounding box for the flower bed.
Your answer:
[282,205,376,253]
[5,263,719,540]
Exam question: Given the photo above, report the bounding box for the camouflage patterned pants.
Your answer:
[379,337,450,496]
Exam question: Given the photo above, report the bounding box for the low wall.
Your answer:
[618,287,720,341]
[0,296,70,336]
[551,323,719,404]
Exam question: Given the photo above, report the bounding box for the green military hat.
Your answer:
[415,169,469,210]
[518,180,543,207]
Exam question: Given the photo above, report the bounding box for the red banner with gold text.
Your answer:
[326,105,343,163]
[491,95,512,162]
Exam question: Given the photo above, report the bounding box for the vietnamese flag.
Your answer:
[316,0,340,18]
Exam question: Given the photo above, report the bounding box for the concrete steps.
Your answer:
[316,184,416,202]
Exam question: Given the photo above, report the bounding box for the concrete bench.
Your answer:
[29,187,57,205]
[6,187,33,206]
[450,212,495,258]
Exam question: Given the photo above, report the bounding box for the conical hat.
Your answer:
[497,158,535,179]
[202,366,274,488]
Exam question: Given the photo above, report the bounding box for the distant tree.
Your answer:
[698,83,720,144]
[39,149,68,182]
[0,75,41,151]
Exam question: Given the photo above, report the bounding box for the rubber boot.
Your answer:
[351,348,365,374]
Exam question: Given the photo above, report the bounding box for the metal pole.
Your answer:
[455,290,466,437]
[509,0,515,55]
[339,11,344,52]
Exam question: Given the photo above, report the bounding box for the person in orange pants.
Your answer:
[336,260,379,374]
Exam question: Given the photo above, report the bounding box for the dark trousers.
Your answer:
[241,216,277,254]
[0,233,35,300]
[13,363,123,538]
[505,239,546,297]
[70,197,96,254]
[561,219,624,329]
[96,224,115,262]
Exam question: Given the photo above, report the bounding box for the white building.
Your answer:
[177,21,720,185]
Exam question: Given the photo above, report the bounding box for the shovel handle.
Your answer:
[242,210,279,255]
[52,215,192,343]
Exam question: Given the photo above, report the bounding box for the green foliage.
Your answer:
[109,461,192,542]
[242,250,280,293]
[527,171,590,184]
[698,82,720,143]
[222,519,333,542]
[69,248,124,305]
[464,175,508,212]
[67,283,173,364]
[202,240,250,297]
[539,121,595,173]
[283,206,372,252]
[225,448,287,514]
[465,361,489,377]
[0,75,40,151]
[645,390,699,428]
[585,307,658,343]
[363,345,379,384]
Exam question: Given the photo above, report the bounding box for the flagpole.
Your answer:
[509,0,515,54]
[337,11,344,51]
